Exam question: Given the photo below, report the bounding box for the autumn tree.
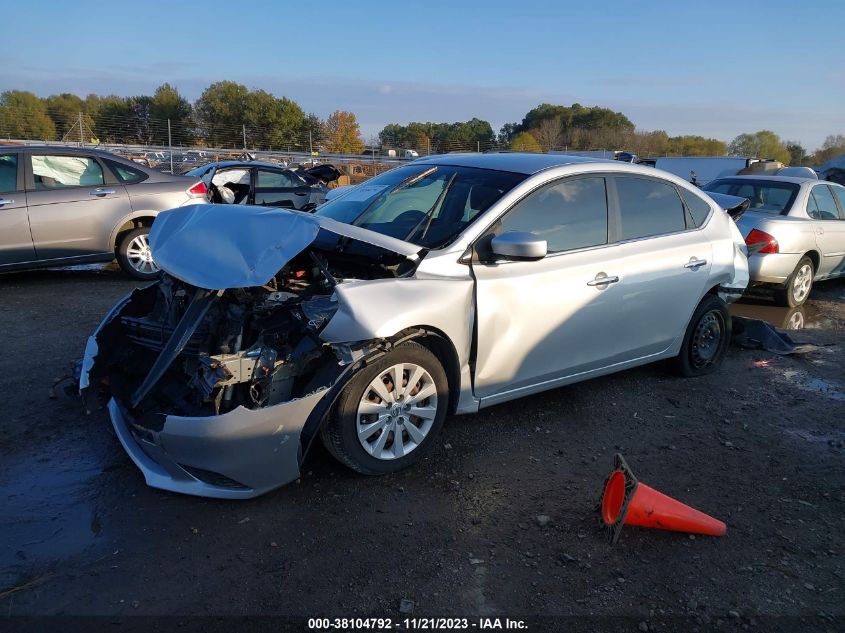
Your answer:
[729,130,790,163]
[813,135,845,165]
[324,110,364,154]
[531,118,563,151]
[149,83,193,145]
[510,131,542,152]
[0,90,56,140]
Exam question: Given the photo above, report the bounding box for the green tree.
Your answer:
[785,141,807,166]
[195,81,250,146]
[89,95,132,143]
[323,110,364,154]
[728,130,790,163]
[150,83,193,145]
[666,135,727,156]
[44,93,94,140]
[510,131,542,152]
[0,90,56,140]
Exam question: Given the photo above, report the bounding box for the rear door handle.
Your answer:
[0,198,14,205]
[684,258,708,270]
[90,188,115,196]
[587,274,619,287]
[816,227,825,235]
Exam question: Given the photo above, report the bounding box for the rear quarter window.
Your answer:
[680,189,713,228]
[615,176,686,240]
[105,159,149,184]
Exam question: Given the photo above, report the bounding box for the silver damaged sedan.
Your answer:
[79,154,749,498]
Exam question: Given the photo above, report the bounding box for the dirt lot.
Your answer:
[1,266,843,632]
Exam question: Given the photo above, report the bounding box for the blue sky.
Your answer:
[2,0,842,149]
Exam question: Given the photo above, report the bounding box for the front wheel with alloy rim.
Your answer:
[774,256,814,307]
[117,227,160,280]
[672,294,732,377]
[321,342,448,475]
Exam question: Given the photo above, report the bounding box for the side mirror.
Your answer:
[490,231,547,260]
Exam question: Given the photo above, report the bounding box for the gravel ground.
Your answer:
[0,266,843,632]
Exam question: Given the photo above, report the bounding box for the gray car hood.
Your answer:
[149,204,422,290]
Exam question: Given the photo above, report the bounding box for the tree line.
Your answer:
[0,83,366,154]
[1,85,842,163]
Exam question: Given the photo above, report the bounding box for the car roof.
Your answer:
[415,152,609,174]
[202,160,290,170]
[710,174,820,185]
[0,144,120,158]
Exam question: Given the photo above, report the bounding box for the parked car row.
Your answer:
[79,153,750,499]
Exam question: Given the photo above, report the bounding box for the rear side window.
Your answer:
[680,189,712,228]
[831,186,845,219]
[256,169,299,188]
[105,160,148,184]
[31,155,104,189]
[0,153,17,193]
[616,176,686,240]
[808,185,842,220]
[498,176,608,253]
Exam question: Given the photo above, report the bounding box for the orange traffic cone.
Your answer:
[600,454,727,543]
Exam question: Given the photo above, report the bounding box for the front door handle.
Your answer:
[684,258,708,270]
[0,198,15,205]
[587,273,619,287]
[90,188,115,197]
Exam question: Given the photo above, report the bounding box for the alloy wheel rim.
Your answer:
[792,264,812,303]
[356,362,438,460]
[691,310,723,369]
[126,234,159,274]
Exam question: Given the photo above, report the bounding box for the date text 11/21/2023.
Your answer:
[307,617,528,630]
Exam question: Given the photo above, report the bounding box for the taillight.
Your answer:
[745,228,779,254]
[188,181,207,196]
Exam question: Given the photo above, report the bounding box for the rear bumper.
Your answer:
[747,252,803,284]
[107,389,328,499]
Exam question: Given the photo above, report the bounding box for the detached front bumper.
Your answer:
[107,390,328,499]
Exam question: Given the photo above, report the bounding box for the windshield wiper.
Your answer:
[405,172,457,243]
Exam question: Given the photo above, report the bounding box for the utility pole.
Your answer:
[242,124,247,150]
[78,112,84,146]
[309,131,313,157]
[477,141,480,153]
[168,119,173,174]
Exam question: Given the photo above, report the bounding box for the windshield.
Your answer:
[314,164,525,248]
[703,179,799,215]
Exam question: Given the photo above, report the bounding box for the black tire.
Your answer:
[320,342,448,475]
[116,227,160,281]
[672,294,732,377]
[773,256,814,308]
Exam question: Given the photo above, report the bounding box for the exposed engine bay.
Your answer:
[83,245,406,430]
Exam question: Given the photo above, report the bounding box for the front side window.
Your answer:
[497,177,608,253]
[32,155,105,190]
[808,185,841,220]
[315,164,525,247]
[0,153,17,193]
[616,176,686,240]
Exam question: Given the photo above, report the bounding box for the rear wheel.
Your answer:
[321,342,448,475]
[117,227,160,280]
[774,256,814,307]
[672,294,731,377]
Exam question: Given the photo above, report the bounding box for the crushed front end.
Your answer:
[81,269,345,497]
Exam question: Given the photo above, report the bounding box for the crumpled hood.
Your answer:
[149,204,422,290]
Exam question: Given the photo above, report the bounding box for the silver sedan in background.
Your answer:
[704,175,845,306]
[80,153,749,498]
